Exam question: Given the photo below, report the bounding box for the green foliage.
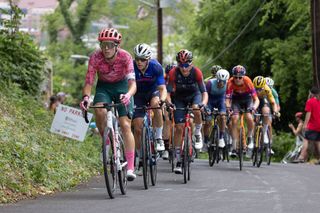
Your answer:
[190,0,312,127]
[272,132,295,162]
[0,3,45,96]
[0,85,101,203]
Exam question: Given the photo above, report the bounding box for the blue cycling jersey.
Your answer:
[134,59,165,94]
[206,78,226,99]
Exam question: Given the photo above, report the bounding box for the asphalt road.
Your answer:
[1,159,320,213]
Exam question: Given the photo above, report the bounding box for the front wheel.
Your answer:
[183,127,189,184]
[141,127,149,189]
[102,130,116,198]
[150,132,157,186]
[118,134,127,195]
[239,127,244,171]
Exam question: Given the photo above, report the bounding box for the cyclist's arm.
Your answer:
[195,68,208,105]
[83,54,97,97]
[265,86,277,112]
[125,56,137,96]
[225,79,233,109]
[158,85,167,102]
[166,68,175,104]
[247,78,259,110]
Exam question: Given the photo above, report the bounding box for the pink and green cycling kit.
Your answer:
[84,48,135,171]
[85,49,135,85]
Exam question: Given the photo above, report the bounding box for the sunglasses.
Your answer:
[135,57,148,62]
[100,42,117,49]
[234,76,243,80]
[179,63,190,68]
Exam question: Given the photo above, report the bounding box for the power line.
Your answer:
[200,0,267,70]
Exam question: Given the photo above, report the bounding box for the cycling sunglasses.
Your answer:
[179,63,191,68]
[234,76,243,80]
[100,41,117,49]
[135,57,148,62]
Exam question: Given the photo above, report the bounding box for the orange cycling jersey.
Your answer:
[255,84,275,104]
[226,76,257,99]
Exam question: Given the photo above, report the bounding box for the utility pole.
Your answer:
[157,0,163,65]
[311,0,320,88]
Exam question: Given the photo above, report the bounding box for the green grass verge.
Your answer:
[0,84,101,203]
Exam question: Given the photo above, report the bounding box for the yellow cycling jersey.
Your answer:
[255,84,275,104]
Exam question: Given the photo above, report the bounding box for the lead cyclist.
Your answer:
[80,28,137,181]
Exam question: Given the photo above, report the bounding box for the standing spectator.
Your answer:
[49,95,58,114]
[303,87,320,164]
[57,92,66,104]
[288,112,305,163]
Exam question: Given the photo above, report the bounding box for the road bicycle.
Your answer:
[84,103,127,199]
[134,105,162,189]
[174,105,199,184]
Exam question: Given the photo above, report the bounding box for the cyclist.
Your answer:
[132,43,167,172]
[253,76,280,154]
[203,69,230,150]
[162,64,176,160]
[204,65,222,83]
[80,28,137,181]
[166,49,208,173]
[265,77,280,111]
[225,65,259,157]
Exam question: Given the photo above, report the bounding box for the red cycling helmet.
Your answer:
[98,28,122,43]
[295,112,303,118]
[232,65,246,76]
[176,49,193,64]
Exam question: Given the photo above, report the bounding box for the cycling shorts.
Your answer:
[93,80,133,118]
[133,90,160,119]
[173,93,202,124]
[231,96,253,115]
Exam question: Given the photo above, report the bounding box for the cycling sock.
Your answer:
[125,151,135,171]
[195,124,202,135]
[232,140,238,150]
[155,127,163,139]
[175,147,181,162]
[219,131,224,139]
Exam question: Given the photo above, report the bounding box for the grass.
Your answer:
[0,84,101,203]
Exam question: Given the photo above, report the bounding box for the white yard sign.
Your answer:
[50,104,93,142]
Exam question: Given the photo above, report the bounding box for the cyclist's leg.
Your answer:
[203,102,213,151]
[192,93,203,149]
[230,100,240,153]
[217,97,227,148]
[243,98,254,149]
[133,93,148,151]
[150,91,165,151]
[173,98,186,173]
[162,108,171,158]
[93,81,112,137]
[111,80,136,180]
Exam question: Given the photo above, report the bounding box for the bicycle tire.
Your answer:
[266,127,272,165]
[208,127,218,167]
[215,126,221,164]
[239,127,244,171]
[252,127,259,166]
[102,130,116,198]
[118,134,127,195]
[141,127,149,189]
[257,127,264,168]
[224,130,231,163]
[183,127,189,184]
[150,131,157,186]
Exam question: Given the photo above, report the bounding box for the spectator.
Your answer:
[302,87,320,164]
[287,112,305,163]
[49,95,58,114]
[57,92,66,104]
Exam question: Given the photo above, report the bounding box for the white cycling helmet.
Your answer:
[134,43,152,59]
[216,69,230,82]
[265,77,274,87]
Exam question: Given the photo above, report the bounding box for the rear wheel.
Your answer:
[141,127,149,189]
[209,127,218,167]
[102,130,116,198]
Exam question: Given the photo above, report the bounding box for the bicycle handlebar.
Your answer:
[82,102,124,124]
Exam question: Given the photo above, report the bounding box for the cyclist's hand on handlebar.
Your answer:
[80,95,89,111]
[249,106,256,114]
[166,102,175,111]
[120,93,131,106]
[198,103,205,110]
[159,100,166,107]
[226,107,233,115]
